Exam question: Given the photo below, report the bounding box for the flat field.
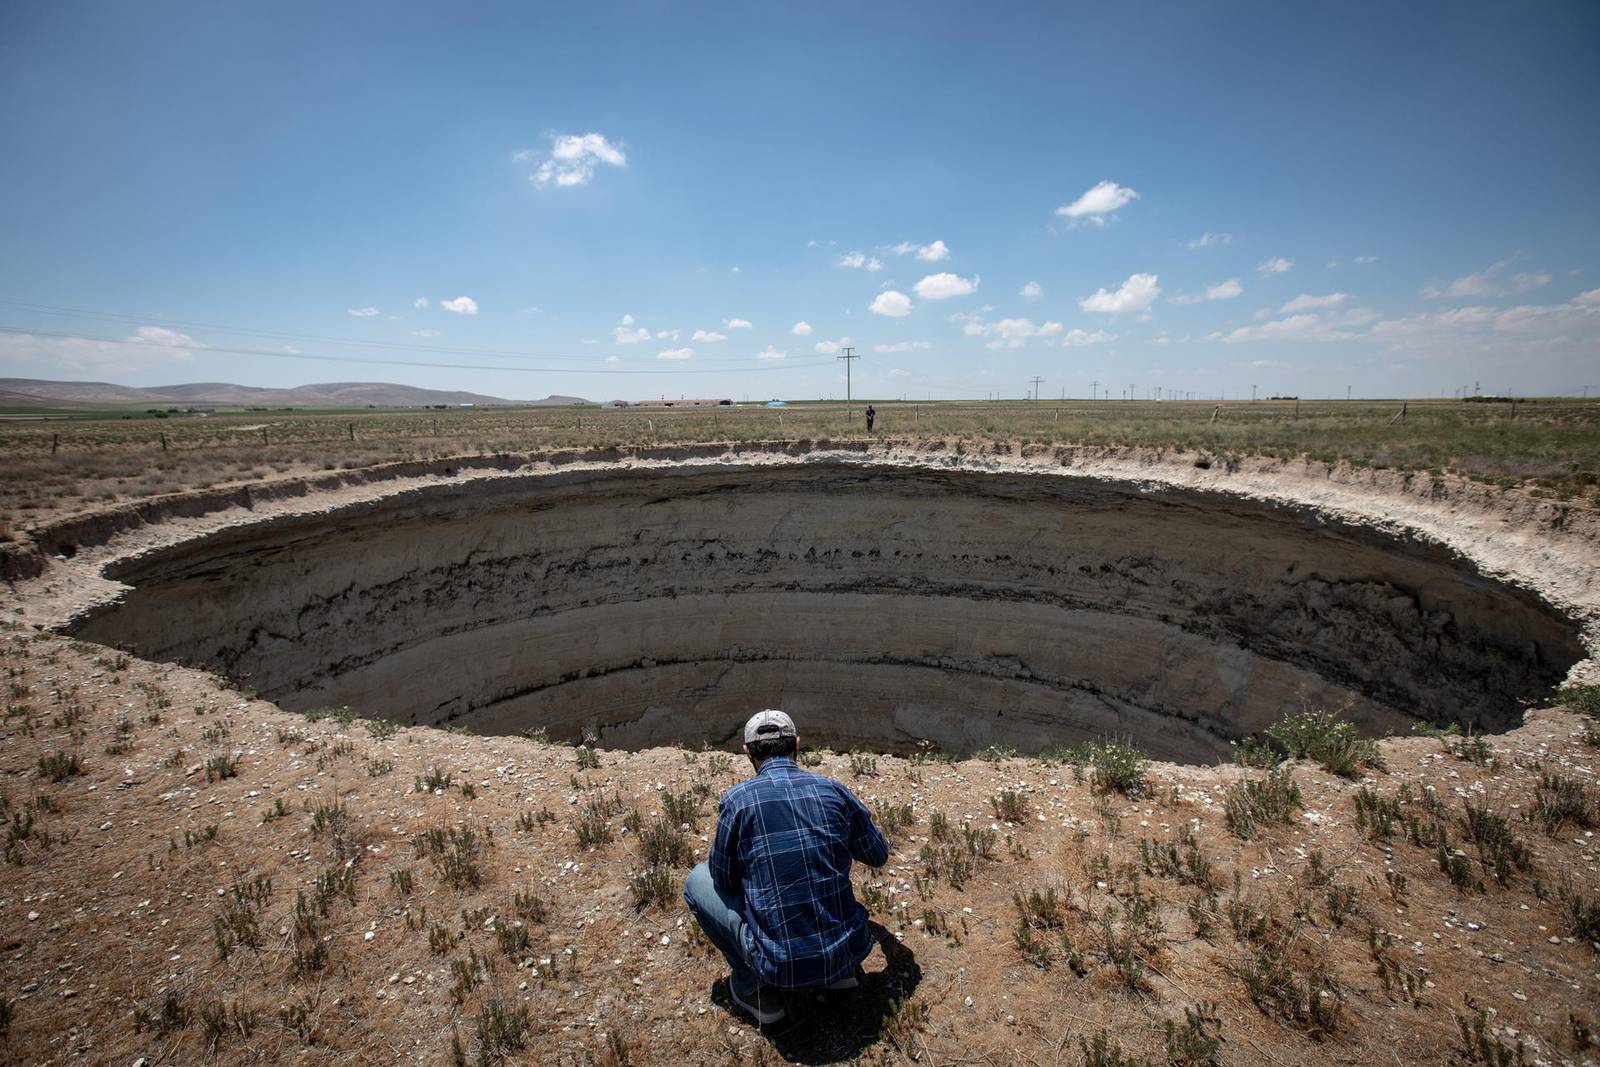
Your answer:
[3,397,1597,533]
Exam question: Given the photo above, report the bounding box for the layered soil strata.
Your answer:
[67,462,1583,759]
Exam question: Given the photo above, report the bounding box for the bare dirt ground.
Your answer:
[1,630,1597,1066]
[1,441,1598,1065]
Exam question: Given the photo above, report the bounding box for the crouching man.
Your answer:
[684,710,889,1025]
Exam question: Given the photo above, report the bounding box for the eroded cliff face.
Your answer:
[70,463,1584,760]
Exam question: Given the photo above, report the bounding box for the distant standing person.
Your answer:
[684,710,889,1025]
[864,404,876,432]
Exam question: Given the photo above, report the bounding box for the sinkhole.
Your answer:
[69,461,1585,762]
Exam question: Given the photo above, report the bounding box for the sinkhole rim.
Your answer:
[31,448,1599,762]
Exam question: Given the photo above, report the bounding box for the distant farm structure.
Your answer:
[627,398,733,408]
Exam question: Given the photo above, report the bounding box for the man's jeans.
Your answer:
[684,861,764,998]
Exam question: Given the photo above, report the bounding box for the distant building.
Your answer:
[633,398,732,408]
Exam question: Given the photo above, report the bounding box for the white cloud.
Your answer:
[1256,257,1293,275]
[1055,180,1139,225]
[691,329,727,343]
[873,340,932,353]
[1220,314,1357,343]
[347,307,380,317]
[1079,273,1161,314]
[130,325,200,349]
[869,291,912,317]
[1370,295,1600,355]
[1353,256,1379,265]
[440,296,478,315]
[1058,328,1113,347]
[1019,281,1042,300]
[657,347,694,360]
[1422,257,1551,299]
[613,325,651,344]
[790,321,813,336]
[1186,232,1232,250]
[521,132,626,188]
[913,273,978,300]
[0,327,201,373]
[723,318,753,329]
[755,346,786,361]
[891,240,950,262]
[836,251,883,271]
[413,297,428,310]
[813,336,853,354]
[413,329,441,338]
[963,317,1064,349]
[620,313,635,325]
[604,355,621,364]
[1280,292,1348,312]
[1205,278,1243,301]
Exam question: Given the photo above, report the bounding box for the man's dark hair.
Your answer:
[746,734,797,761]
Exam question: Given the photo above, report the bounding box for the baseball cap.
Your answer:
[743,709,797,744]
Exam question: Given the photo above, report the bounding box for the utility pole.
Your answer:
[1346,385,1352,401]
[1251,384,1258,402]
[837,346,859,421]
[1030,375,1044,401]
[1090,379,1100,401]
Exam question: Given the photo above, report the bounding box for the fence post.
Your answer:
[261,428,269,446]
[348,423,355,441]
[1294,398,1299,421]
[160,432,168,451]
[1209,405,1221,424]
[51,432,59,455]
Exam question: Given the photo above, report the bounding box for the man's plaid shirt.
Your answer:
[709,756,889,989]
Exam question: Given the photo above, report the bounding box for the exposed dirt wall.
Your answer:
[58,461,1585,757]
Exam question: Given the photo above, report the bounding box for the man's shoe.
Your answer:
[825,975,859,990]
[729,982,786,1025]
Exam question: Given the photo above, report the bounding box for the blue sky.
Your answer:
[1,1,1597,402]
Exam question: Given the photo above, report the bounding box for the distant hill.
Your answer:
[0,378,594,408]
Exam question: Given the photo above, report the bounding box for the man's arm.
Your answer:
[709,794,742,896]
[841,785,889,868]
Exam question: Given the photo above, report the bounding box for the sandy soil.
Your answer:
[0,629,1597,1065]
[1,440,1598,1065]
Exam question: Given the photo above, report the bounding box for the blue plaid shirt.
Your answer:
[710,756,889,989]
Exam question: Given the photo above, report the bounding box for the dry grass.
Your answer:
[3,397,1597,529]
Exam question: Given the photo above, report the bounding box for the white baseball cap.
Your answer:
[743,709,797,744]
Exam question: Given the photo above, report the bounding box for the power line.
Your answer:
[0,325,835,376]
[1029,375,1043,400]
[837,345,860,420]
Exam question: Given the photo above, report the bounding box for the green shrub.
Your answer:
[1088,740,1149,797]
[1267,709,1383,777]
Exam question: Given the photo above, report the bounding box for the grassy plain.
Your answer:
[2,396,1597,533]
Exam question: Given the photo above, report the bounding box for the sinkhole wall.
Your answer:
[70,462,1584,761]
